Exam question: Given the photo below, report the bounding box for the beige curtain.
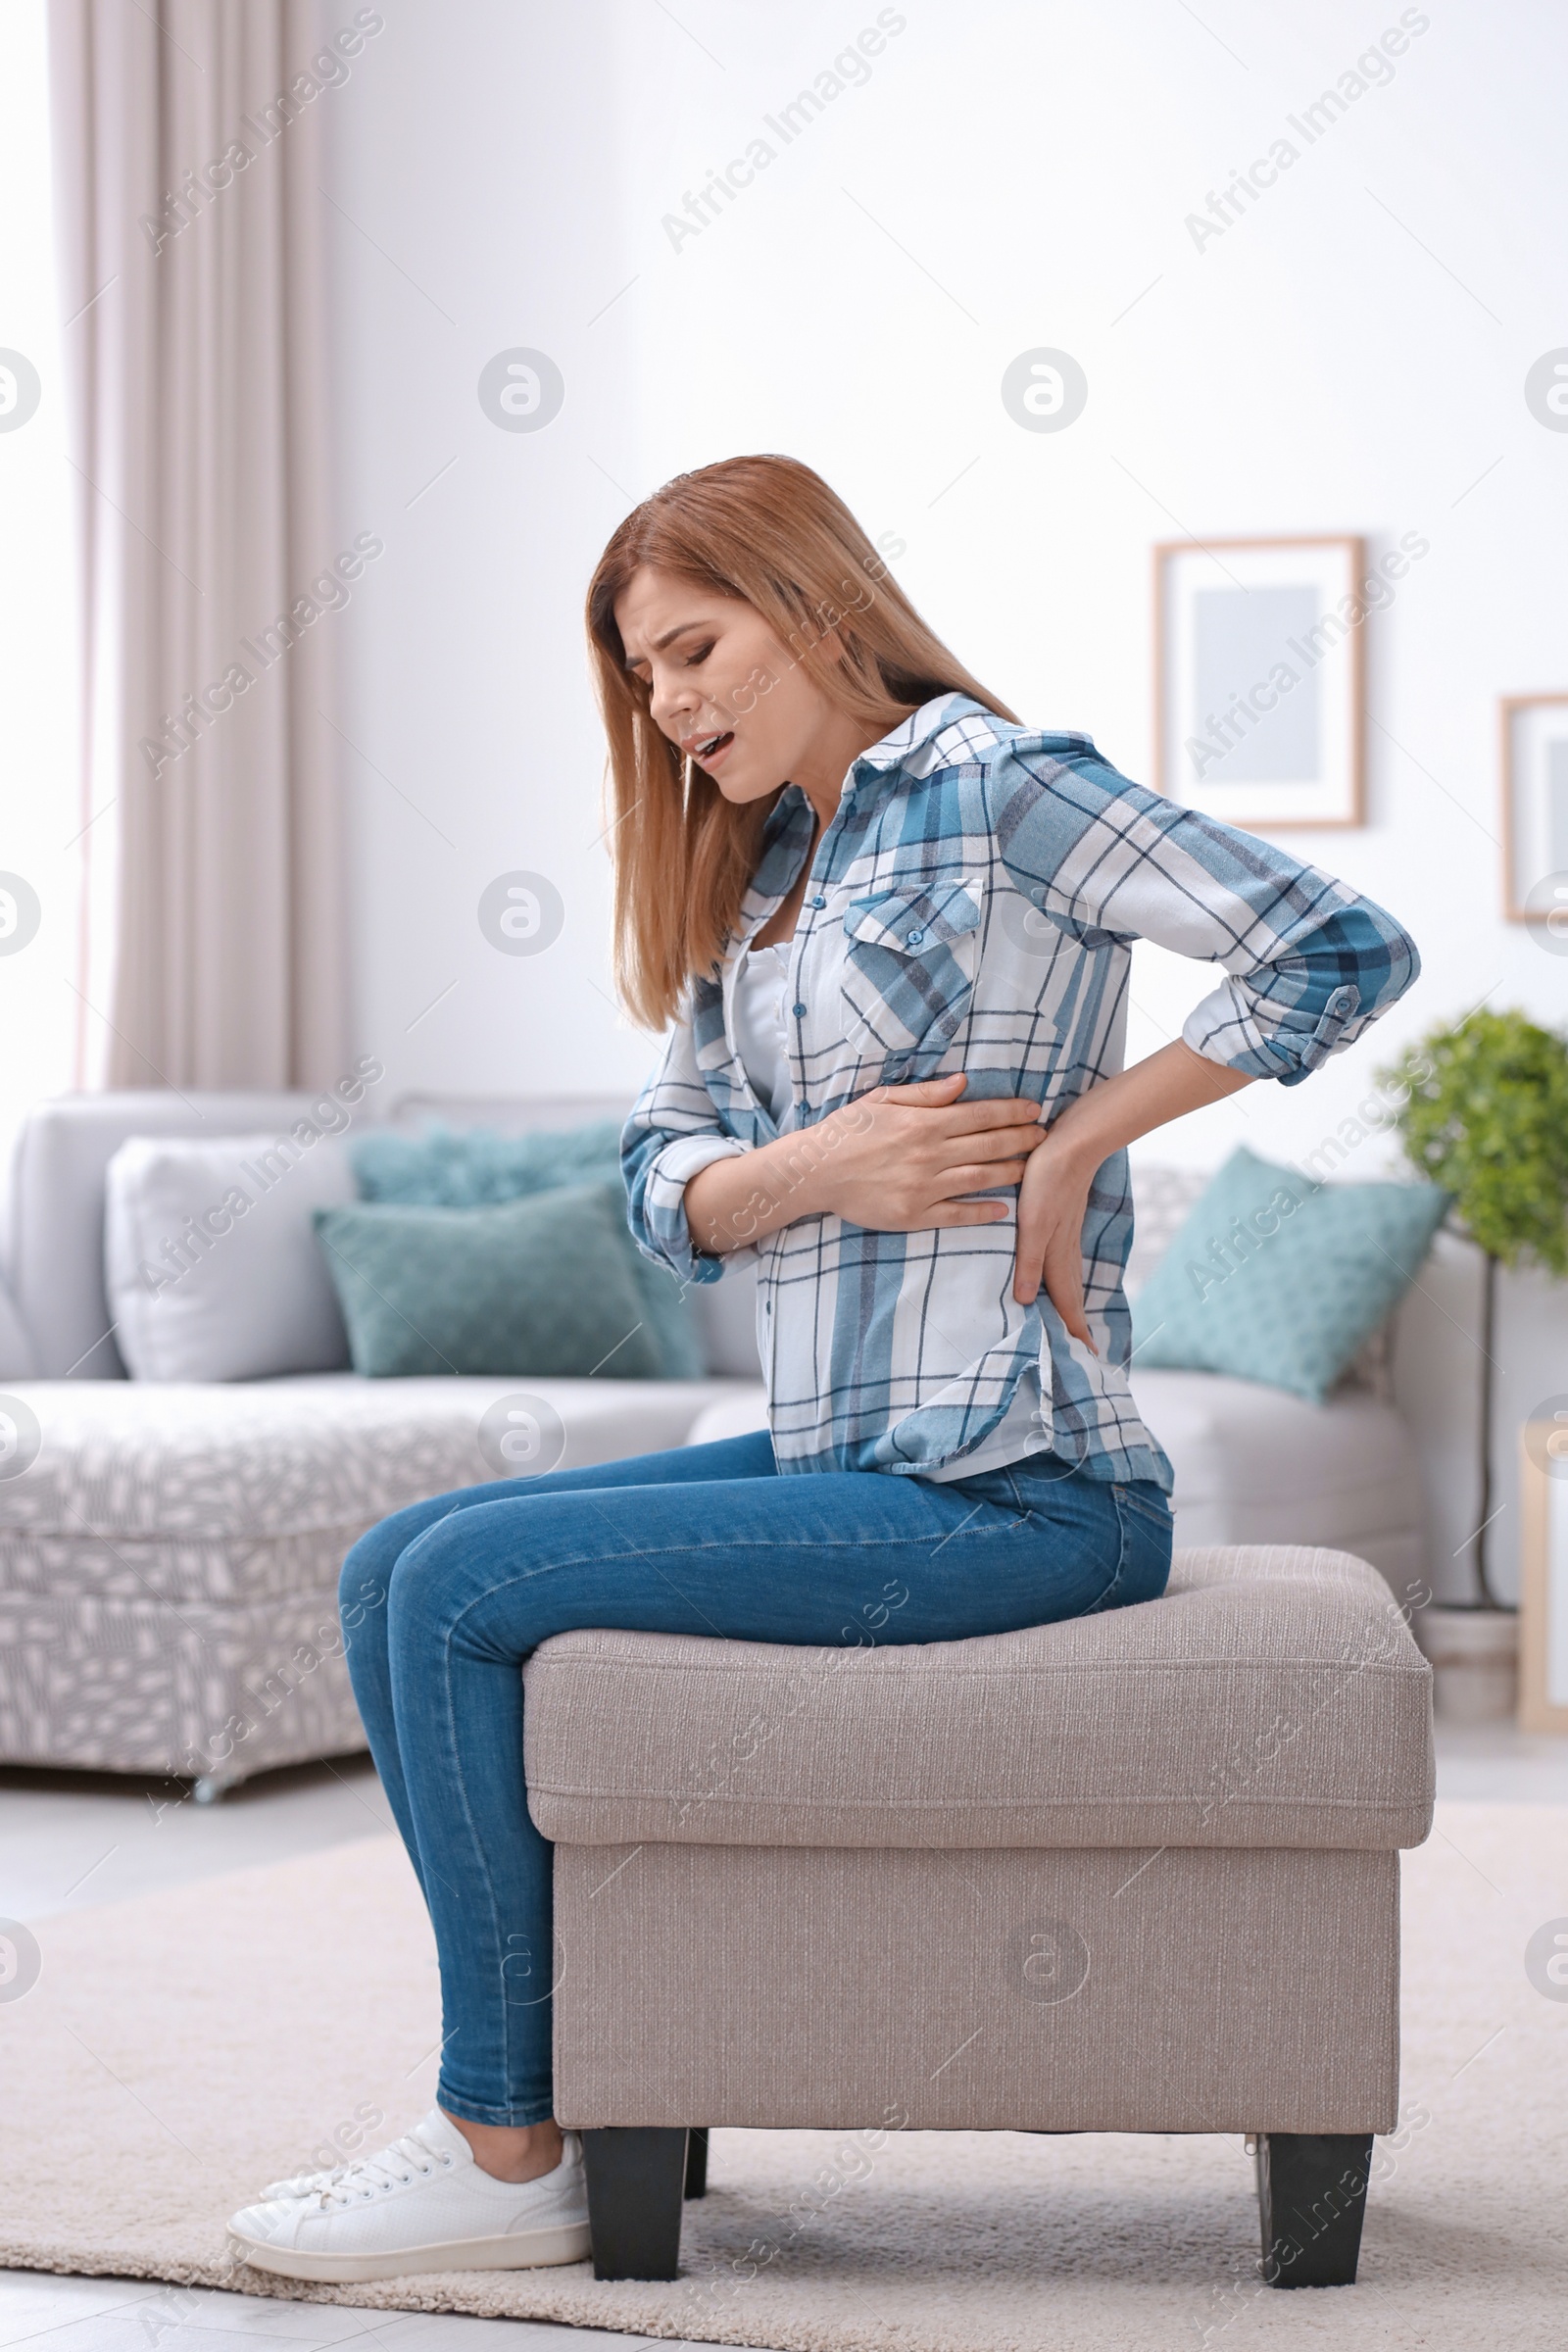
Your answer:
[49,0,346,1089]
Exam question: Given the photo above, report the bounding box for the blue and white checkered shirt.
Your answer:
[623,695,1418,1489]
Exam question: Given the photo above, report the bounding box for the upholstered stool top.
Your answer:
[523,1545,1435,1853]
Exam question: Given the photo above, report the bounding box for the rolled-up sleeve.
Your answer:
[621,1018,749,1285]
[989,739,1419,1087]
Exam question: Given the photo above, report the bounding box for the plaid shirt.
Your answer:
[623,694,1418,1487]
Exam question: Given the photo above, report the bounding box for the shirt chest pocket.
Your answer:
[840,877,984,1056]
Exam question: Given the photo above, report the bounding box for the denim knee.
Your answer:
[338,1522,396,1632]
[340,1491,460,1611]
[337,1497,453,1678]
[380,1509,472,1659]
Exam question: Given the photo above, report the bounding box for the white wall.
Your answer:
[324,0,1568,1597]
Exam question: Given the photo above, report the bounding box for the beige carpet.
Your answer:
[2,1804,1564,2351]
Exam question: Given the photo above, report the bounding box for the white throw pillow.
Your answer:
[105,1132,357,1382]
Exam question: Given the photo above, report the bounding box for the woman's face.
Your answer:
[613,564,850,807]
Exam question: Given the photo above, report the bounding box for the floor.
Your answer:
[2,1721,1564,2352]
[0,2274,651,2352]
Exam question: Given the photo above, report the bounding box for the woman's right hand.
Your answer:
[684,1073,1045,1255]
[812,1073,1045,1231]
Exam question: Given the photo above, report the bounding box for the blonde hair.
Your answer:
[585,454,1018,1030]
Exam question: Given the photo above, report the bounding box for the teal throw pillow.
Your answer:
[351,1120,626,1205]
[348,1121,705,1381]
[1129,1146,1448,1402]
[313,1183,664,1381]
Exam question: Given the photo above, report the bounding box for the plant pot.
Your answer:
[1412,1604,1519,1723]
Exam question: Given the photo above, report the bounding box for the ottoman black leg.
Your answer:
[684,2126,710,2199]
[581,2127,689,2279]
[1255,2132,1374,2287]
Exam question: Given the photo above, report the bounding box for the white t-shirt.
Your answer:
[733,941,793,1128]
[732,937,1049,1486]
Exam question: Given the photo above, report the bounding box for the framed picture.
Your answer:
[1500,694,1568,924]
[1154,535,1365,829]
[1520,1413,1568,1734]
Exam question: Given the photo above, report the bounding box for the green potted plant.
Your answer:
[1380,1007,1568,1716]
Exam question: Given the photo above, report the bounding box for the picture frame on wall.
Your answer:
[1500,693,1568,926]
[1153,534,1367,829]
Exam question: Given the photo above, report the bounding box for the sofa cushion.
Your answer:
[314,1188,664,1380]
[522,1544,1434,1853]
[1129,1147,1447,1401]
[3,1091,356,1380]
[350,1119,707,1382]
[1129,1367,1424,1587]
[0,1375,754,1603]
[104,1133,356,1382]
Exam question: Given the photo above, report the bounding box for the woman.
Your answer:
[229,457,1417,2281]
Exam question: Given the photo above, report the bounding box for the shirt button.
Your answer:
[809,895,826,909]
[792,1003,808,1019]
[906,929,925,947]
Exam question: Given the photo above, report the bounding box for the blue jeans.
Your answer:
[338,1432,1173,2126]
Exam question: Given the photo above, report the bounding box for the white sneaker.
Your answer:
[228,2108,591,2282]
[257,2158,352,2200]
[256,2164,339,2201]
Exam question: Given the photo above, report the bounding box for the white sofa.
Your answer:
[0,1092,1426,1791]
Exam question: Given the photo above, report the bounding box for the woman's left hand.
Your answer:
[1011,1130,1097,1348]
[1007,1042,1259,1340]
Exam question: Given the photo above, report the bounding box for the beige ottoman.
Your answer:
[524,1543,1434,2287]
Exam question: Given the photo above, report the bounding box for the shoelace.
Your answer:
[315,2128,455,2208]
[275,2160,351,2192]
